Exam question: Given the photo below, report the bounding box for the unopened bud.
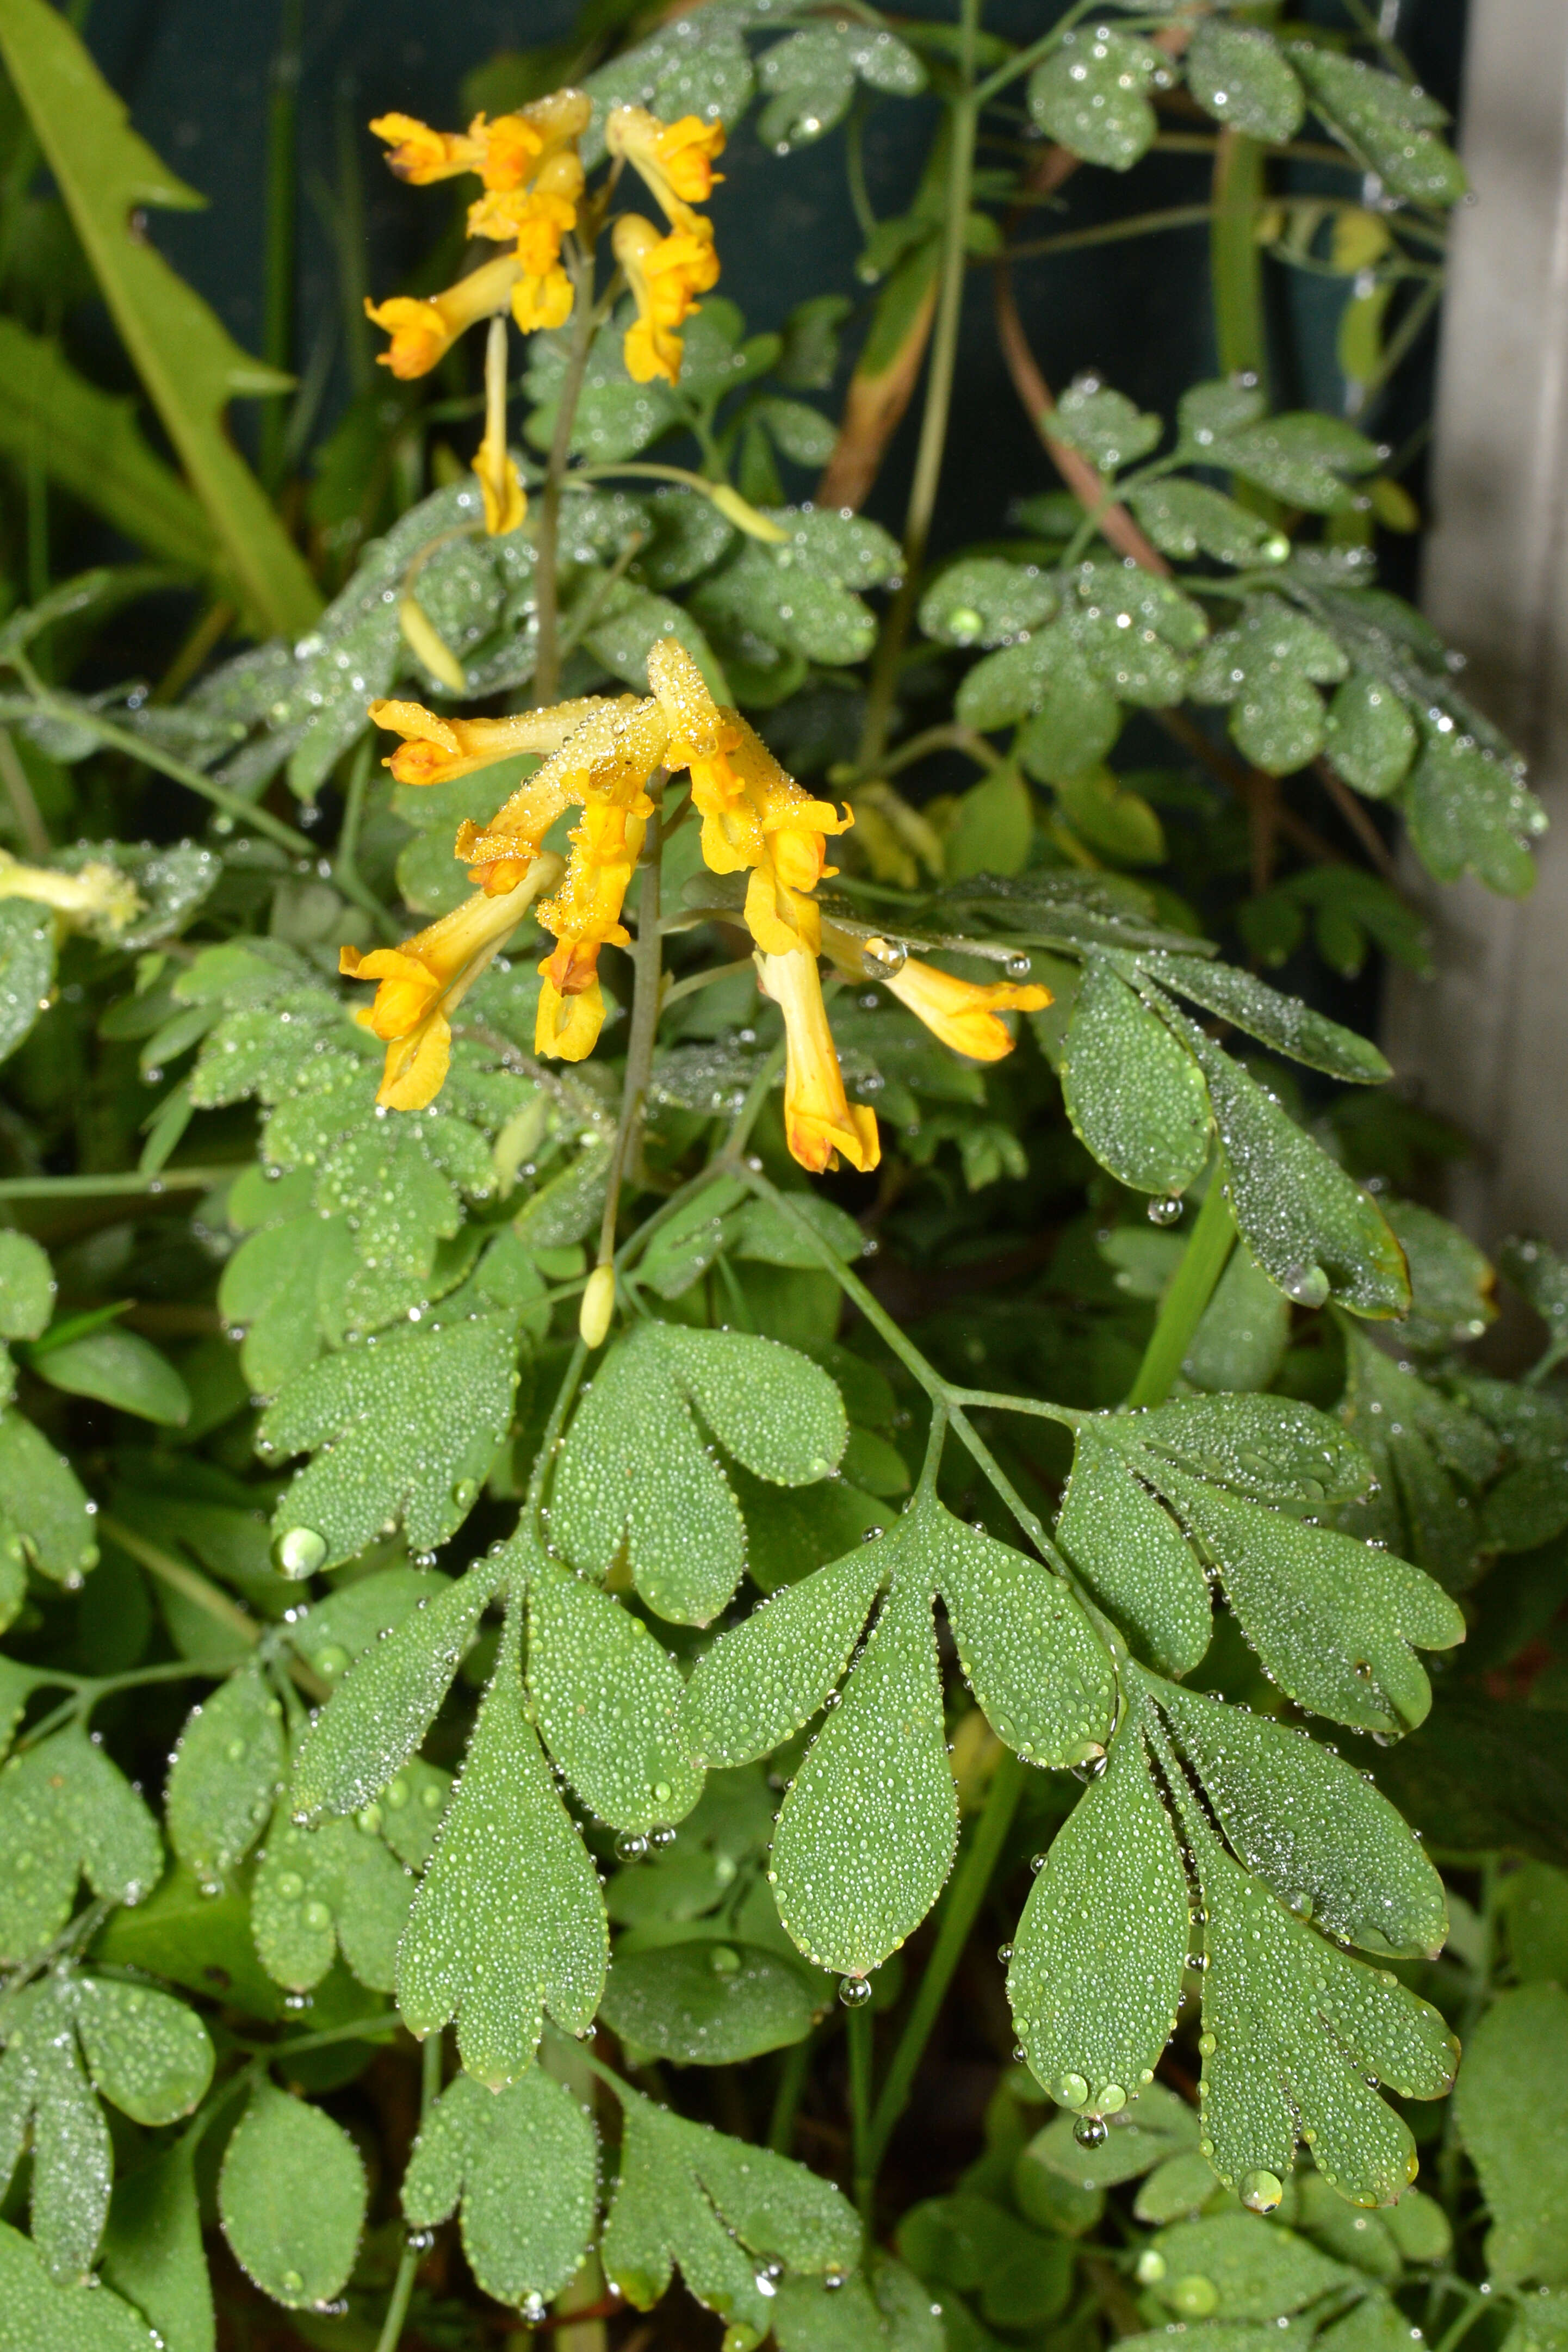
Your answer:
[579,1262,616,1350]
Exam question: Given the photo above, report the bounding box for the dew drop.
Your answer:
[1056,2071,1089,2109]
[1074,2114,1108,2149]
[839,1975,872,2008]
[272,1526,327,1579]
[1241,2168,1284,2213]
[1148,1194,1183,1227]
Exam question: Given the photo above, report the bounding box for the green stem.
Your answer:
[1211,129,1269,388]
[5,665,315,857]
[1005,203,1218,265]
[333,736,396,939]
[1429,2288,1493,2352]
[534,246,601,707]
[259,0,303,490]
[97,1515,265,1648]
[526,1340,591,1521]
[1124,1178,1235,1409]
[972,0,1100,105]
[593,780,666,1276]
[0,1165,237,1202]
[0,725,51,855]
[858,5,982,770]
[374,2031,443,2352]
[768,2034,812,2155]
[864,1748,1026,2182]
[846,2002,876,2234]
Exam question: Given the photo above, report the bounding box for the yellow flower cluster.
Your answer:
[349,649,1050,1173]
[361,87,727,533]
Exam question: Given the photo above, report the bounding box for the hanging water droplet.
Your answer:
[1074,2114,1108,2149]
[615,1830,649,1863]
[519,2290,548,2324]
[860,935,907,979]
[649,1824,677,1849]
[1241,2168,1284,2213]
[272,1526,327,1579]
[1147,1193,1183,1227]
[839,1975,872,2008]
[997,1944,1014,1966]
[1281,1262,1331,1308]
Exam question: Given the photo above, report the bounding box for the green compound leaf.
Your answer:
[0,1979,112,2282]
[259,1311,524,1571]
[554,1323,846,1624]
[0,1230,53,1340]
[602,2087,860,2343]
[286,1564,451,1685]
[926,1505,1115,1766]
[1157,1681,1445,1957]
[1453,1982,1568,2287]
[1146,2214,1350,2318]
[1148,1465,1464,1735]
[0,1409,98,1629]
[165,1666,286,1890]
[1060,962,1211,1196]
[1182,1026,1410,1317]
[0,1726,162,1964]
[251,1792,414,1993]
[771,1568,956,1979]
[1169,1756,1458,2207]
[1028,30,1164,170]
[1052,382,1164,474]
[1288,45,1466,207]
[1405,736,1545,897]
[1134,2150,1222,2225]
[1324,673,1418,800]
[0,0,319,637]
[683,1543,885,1768]
[0,898,56,1063]
[1141,955,1391,1086]
[1386,1200,1496,1353]
[219,2081,367,2310]
[0,2216,158,2350]
[774,2252,945,2352]
[1006,1719,1187,2119]
[32,1325,190,1426]
[290,1558,497,1823]
[101,2141,214,2352]
[402,2066,598,2310]
[1058,1427,1212,1677]
[1115,1393,1374,1510]
[1185,23,1304,142]
[919,556,1059,648]
[396,1616,606,2087]
[526,1553,704,1833]
[1336,1329,1493,1593]
[72,1977,213,2125]
[218,1212,349,1397]
[1189,598,1349,770]
[1127,478,1288,568]
[600,1939,821,2063]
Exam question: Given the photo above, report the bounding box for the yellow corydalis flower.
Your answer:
[757,949,879,1177]
[0,850,141,937]
[340,858,562,1110]
[646,639,850,954]
[365,252,521,381]
[606,106,726,226]
[612,213,720,386]
[469,148,585,332]
[369,696,613,789]
[370,92,590,191]
[823,923,1052,1062]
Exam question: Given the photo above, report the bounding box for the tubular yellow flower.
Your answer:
[0,850,141,937]
[473,314,526,536]
[369,696,615,789]
[460,695,669,896]
[370,92,590,192]
[535,971,605,1062]
[645,639,849,954]
[612,212,719,386]
[757,949,880,1176]
[822,926,1052,1062]
[340,857,562,1111]
[365,252,520,380]
[469,151,583,331]
[606,107,726,226]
